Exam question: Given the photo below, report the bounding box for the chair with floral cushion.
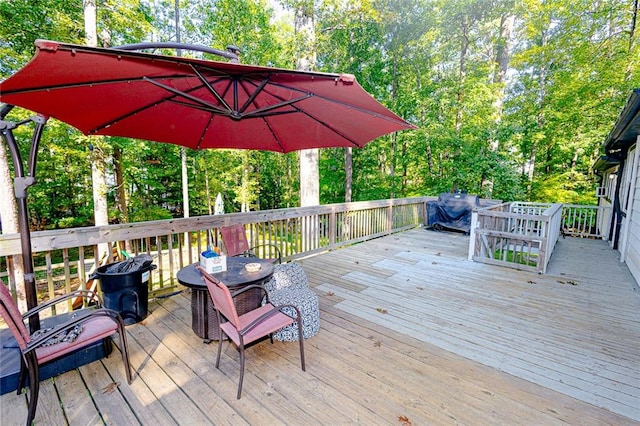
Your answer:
[263,263,320,341]
[220,224,281,264]
[0,284,133,426]
[196,265,305,399]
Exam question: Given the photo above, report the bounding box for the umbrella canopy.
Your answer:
[0,40,415,153]
[0,40,415,324]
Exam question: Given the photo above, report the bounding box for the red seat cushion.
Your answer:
[35,316,118,364]
[220,303,294,345]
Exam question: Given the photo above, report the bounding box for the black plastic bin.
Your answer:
[95,262,156,325]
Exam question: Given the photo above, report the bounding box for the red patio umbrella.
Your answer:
[0,40,415,324]
[0,40,415,153]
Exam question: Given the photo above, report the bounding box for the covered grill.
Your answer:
[426,193,482,234]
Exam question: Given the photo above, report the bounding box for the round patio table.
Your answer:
[177,256,274,342]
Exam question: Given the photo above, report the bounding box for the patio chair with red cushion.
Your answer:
[219,224,282,264]
[0,285,133,425]
[196,265,305,399]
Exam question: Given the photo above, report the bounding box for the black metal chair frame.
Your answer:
[0,289,133,425]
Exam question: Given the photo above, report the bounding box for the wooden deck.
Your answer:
[1,228,639,425]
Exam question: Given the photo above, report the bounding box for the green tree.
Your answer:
[507,0,639,203]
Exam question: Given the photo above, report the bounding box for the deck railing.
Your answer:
[0,197,613,312]
[468,202,612,273]
[468,202,564,273]
[0,197,432,309]
[561,204,611,238]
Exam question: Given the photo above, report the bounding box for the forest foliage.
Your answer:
[0,0,638,230]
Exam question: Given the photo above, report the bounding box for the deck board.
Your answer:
[311,229,640,422]
[1,228,639,425]
[54,370,103,425]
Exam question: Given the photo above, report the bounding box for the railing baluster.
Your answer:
[45,252,55,314]
[63,248,71,312]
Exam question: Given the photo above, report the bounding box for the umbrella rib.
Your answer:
[241,95,312,118]
[196,114,216,150]
[238,78,269,113]
[233,78,312,118]
[0,76,177,94]
[143,77,232,116]
[297,110,362,147]
[192,66,233,113]
[262,117,286,153]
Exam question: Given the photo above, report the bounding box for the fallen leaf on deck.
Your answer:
[527,280,536,285]
[398,415,412,425]
[567,280,577,285]
[432,261,438,265]
[326,291,335,296]
[376,308,388,314]
[102,382,120,394]
[435,252,441,256]
[373,340,382,347]
[416,286,425,290]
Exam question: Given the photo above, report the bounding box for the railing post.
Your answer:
[329,209,336,249]
[468,209,478,261]
[421,199,427,227]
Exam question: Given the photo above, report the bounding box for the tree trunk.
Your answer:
[83,0,97,46]
[113,146,132,252]
[90,144,109,227]
[113,146,129,223]
[483,13,514,196]
[390,132,397,198]
[345,147,352,202]
[293,0,318,203]
[181,147,189,218]
[455,14,470,136]
[528,143,537,186]
[300,149,319,207]
[239,153,255,212]
[300,148,319,249]
[401,139,408,191]
[571,147,578,169]
[205,162,212,215]
[626,0,639,80]
[0,139,26,311]
[295,2,319,209]
[494,14,513,87]
[527,28,548,198]
[390,57,399,198]
[293,1,320,247]
[85,0,109,261]
[629,0,638,55]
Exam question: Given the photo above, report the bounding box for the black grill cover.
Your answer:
[426,193,480,234]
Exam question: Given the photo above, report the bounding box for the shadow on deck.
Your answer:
[1,228,639,425]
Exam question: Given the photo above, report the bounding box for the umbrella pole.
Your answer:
[0,104,47,332]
